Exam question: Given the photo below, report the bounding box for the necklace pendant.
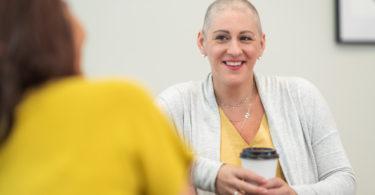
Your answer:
[244,112,250,119]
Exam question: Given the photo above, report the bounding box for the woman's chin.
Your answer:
[222,77,247,87]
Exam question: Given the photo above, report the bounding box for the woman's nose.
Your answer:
[227,40,242,56]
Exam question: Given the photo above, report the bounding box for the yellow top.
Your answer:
[0,77,192,195]
[219,109,284,180]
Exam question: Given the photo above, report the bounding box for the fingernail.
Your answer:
[261,188,268,193]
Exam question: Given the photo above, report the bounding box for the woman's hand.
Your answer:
[261,178,297,195]
[215,164,268,195]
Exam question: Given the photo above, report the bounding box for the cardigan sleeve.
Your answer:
[192,157,223,192]
[290,78,356,195]
[157,85,223,193]
[156,89,186,139]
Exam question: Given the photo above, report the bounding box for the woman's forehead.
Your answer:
[208,9,259,31]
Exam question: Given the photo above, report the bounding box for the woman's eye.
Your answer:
[240,36,253,41]
[215,35,229,41]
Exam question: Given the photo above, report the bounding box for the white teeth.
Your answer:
[226,61,242,66]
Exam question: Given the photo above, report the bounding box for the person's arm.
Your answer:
[192,157,222,191]
[131,88,193,195]
[291,78,356,195]
[158,91,219,192]
[180,185,196,195]
[158,96,215,191]
[180,168,197,195]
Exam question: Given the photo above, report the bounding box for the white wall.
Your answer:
[69,0,375,194]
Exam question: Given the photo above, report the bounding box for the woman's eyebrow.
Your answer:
[213,30,230,34]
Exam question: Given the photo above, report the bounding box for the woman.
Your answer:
[0,0,192,194]
[157,0,356,195]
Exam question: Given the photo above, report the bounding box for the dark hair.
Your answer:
[0,0,77,143]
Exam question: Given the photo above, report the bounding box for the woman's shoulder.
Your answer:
[256,73,319,95]
[74,78,148,96]
[90,78,151,98]
[158,73,213,99]
[17,77,159,135]
[27,76,154,107]
[256,73,326,109]
[158,80,202,101]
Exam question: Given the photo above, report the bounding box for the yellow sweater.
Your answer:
[0,77,192,195]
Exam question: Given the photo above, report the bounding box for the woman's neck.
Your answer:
[213,75,257,106]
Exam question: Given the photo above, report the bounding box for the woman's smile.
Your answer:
[223,60,246,71]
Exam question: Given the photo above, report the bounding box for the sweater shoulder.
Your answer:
[157,80,202,102]
[256,74,318,96]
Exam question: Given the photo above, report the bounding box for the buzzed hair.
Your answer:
[202,0,262,35]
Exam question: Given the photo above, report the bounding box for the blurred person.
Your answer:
[157,0,356,194]
[0,0,192,194]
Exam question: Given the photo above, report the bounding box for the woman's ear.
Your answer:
[197,31,207,57]
[259,33,266,58]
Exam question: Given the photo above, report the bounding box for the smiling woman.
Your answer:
[157,0,357,195]
[197,4,265,88]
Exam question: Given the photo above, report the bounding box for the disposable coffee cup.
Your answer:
[240,147,279,179]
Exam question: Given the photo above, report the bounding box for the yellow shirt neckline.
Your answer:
[219,108,285,180]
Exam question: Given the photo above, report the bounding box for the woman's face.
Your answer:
[64,6,85,72]
[198,8,265,86]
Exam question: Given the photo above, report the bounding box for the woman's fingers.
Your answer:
[260,178,297,195]
[216,164,268,195]
[216,164,240,195]
[261,178,284,189]
[235,178,268,194]
[235,168,267,185]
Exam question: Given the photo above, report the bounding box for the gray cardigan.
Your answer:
[157,73,356,195]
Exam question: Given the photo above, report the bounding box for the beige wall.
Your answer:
[69,0,375,194]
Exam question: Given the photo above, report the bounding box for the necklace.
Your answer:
[219,95,250,109]
[218,91,252,130]
[220,98,251,123]
[235,100,251,131]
